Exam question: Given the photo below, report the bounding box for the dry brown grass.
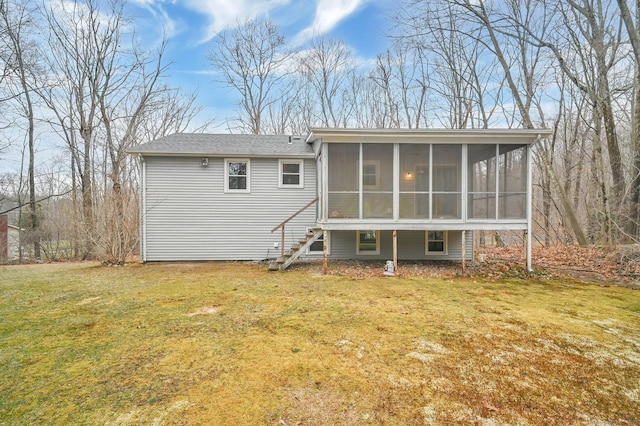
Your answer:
[0,261,638,425]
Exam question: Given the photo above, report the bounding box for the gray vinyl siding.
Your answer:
[327,230,473,261]
[143,156,316,261]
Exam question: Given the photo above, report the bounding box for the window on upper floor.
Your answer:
[225,159,250,192]
[279,159,304,188]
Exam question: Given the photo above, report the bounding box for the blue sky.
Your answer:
[1,1,392,173]
[128,0,393,127]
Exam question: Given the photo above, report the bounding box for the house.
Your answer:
[129,128,551,271]
[0,214,21,261]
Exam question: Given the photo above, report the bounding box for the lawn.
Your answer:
[0,261,639,425]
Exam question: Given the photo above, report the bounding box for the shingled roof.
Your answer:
[128,133,314,158]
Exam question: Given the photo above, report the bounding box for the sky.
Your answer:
[128,0,393,129]
[1,0,394,173]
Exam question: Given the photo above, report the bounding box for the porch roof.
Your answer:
[128,133,314,158]
[308,128,552,144]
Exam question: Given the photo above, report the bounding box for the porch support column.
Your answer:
[461,230,466,274]
[525,230,531,272]
[526,142,534,272]
[392,230,398,272]
[322,230,328,275]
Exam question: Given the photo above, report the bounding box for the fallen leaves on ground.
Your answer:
[476,244,640,287]
[291,244,640,287]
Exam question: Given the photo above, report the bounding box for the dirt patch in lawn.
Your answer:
[186,306,220,317]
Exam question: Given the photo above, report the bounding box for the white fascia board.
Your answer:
[318,221,528,231]
[308,128,552,145]
[130,152,315,159]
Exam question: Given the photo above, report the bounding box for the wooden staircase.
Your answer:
[268,228,323,271]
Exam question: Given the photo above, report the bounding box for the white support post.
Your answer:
[393,230,398,272]
[461,144,468,222]
[323,229,328,275]
[322,143,328,222]
[358,143,363,220]
[461,230,466,274]
[393,143,399,220]
[526,143,533,272]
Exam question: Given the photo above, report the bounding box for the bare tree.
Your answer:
[40,0,113,257]
[208,18,292,134]
[298,36,356,128]
[0,0,41,258]
[369,51,401,128]
[140,89,211,141]
[38,0,205,264]
[616,0,640,238]
[507,0,629,244]
[350,72,392,128]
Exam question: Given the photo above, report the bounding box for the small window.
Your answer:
[362,160,380,189]
[307,228,328,254]
[426,231,448,255]
[279,159,304,188]
[225,159,250,192]
[357,230,380,255]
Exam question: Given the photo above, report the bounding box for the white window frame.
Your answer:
[307,228,329,255]
[279,159,304,188]
[362,160,381,189]
[356,230,380,255]
[225,158,250,193]
[425,230,448,255]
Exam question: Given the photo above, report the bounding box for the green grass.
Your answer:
[0,262,639,425]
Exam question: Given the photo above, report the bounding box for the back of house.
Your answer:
[129,128,550,269]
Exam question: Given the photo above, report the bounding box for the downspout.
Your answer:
[140,155,147,263]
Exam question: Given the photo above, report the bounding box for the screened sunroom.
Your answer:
[318,135,532,225]
[310,128,550,270]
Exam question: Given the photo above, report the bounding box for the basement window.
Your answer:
[357,230,380,255]
[307,228,328,254]
[426,231,447,255]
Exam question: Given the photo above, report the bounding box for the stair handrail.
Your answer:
[271,197,319,256]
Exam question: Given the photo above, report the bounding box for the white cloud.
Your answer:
[128,0,181,41]
[181,0,291,43]
[130,0,370,47]
[295,0,367,43]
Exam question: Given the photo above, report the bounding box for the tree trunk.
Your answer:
[624,0,640,240]
[81,130,93,259]
[628,62,640,239]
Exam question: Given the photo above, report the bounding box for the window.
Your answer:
[307,228,329,254]
[426,231,447,255]
[225,159,250,192]
[279,159,304,188]
[362,160,380,189]
[356,230,380,255]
